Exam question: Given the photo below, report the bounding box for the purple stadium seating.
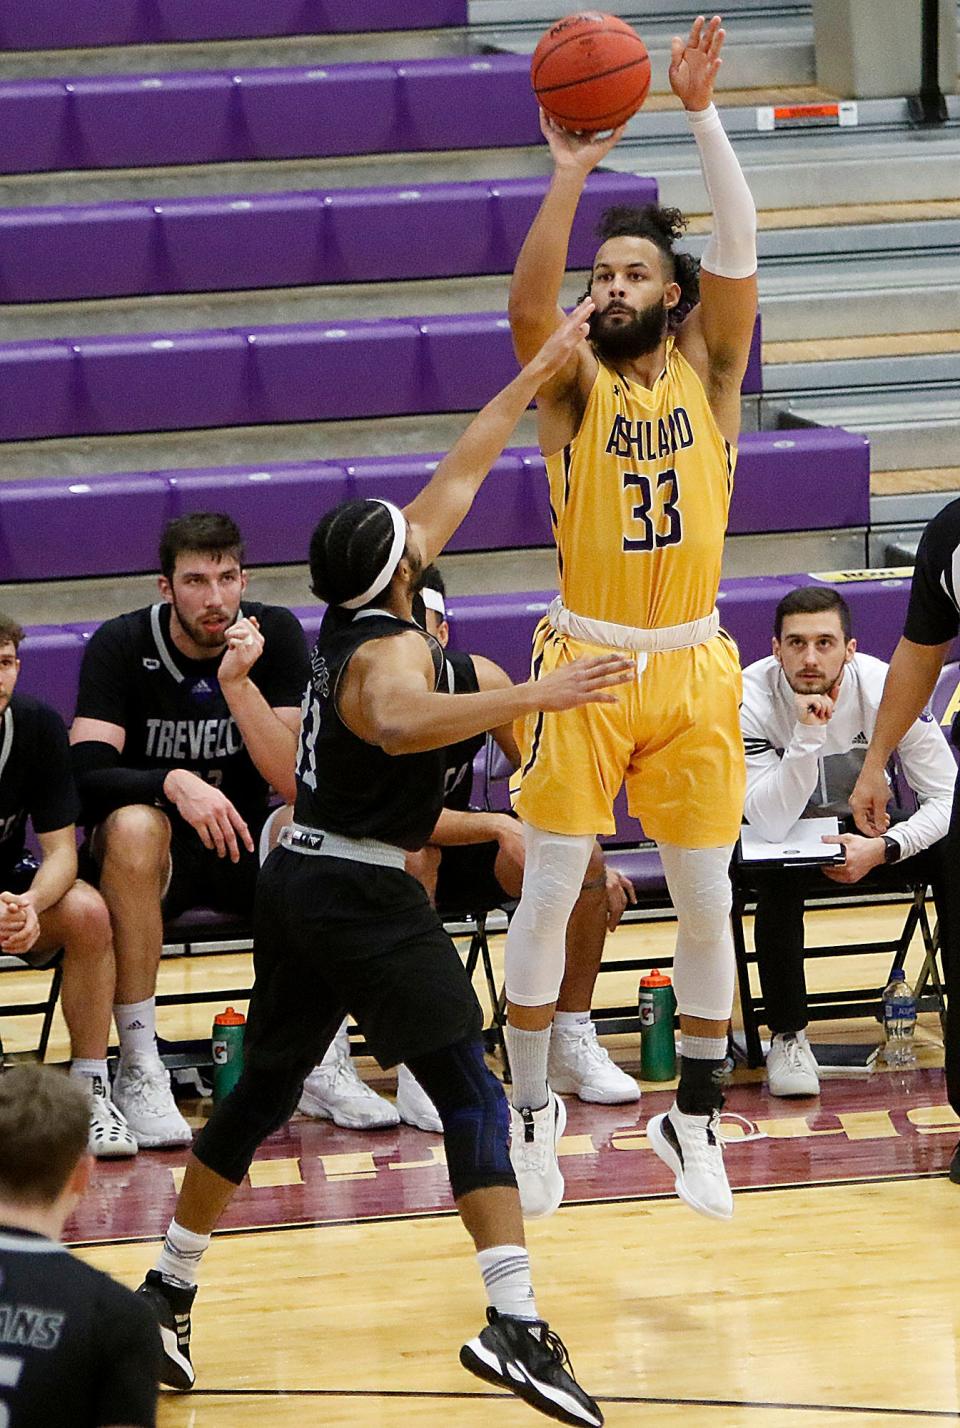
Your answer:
[0,55,541,175]
[0,313,763,442]
[0,1,467,51]
[0,425,864,582]
[0,173,659,305]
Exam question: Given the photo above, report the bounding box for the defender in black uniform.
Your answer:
[70,513,309,1151]
[0,616,135,1158]
[852,497,960,1179]
[0,1064,158,1427]
[138,304,633,1426]
[300,570,639,1132]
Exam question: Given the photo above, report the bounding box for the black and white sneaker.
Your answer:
[137,1269,197,1389]
[460,1308,603,1426]
[647,1106,733,1220]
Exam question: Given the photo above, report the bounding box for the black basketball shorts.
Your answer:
[245,846,483,1074]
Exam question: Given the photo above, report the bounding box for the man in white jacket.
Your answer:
[740,585,955,1096]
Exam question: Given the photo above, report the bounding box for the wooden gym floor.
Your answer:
[5,903,959,1426]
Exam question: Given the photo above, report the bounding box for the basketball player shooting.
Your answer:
[506,14,758,1221]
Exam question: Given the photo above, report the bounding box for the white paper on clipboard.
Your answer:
[739,816,844,864]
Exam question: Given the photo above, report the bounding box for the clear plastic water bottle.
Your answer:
[882,968,917,1068]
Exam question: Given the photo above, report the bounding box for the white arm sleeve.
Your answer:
[687,103,757,280]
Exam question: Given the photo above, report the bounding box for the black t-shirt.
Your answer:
[441,650,485,812]
[0,1226,159,1428]
[904,498,960,646]
[294,607,446,851]
[0,695,79,875]
[74,602,309,823]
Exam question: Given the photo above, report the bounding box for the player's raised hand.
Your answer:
[162,768,255,861]
[539,108,628,172]
[670,14,724,111]
[219,615,264,684]
[529,652,635,712]
[527,297,594,383]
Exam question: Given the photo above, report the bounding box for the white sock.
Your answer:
[504,1024,551,1111]
[553,1011,591,1034]
[155,1219,211,1289]
[477,1245,539,1321]
[70,1060,110,1094]
[680,1034,727,1061]
[115,999,157,1059]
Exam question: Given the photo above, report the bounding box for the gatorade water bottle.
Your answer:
[212,1007,245,1102]
[639,969,676,1081]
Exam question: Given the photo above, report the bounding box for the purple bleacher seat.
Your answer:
[154,193,327,296]
[0,475,172,581]
[0,56,541,175]
[167,465,344,569]
[728,427,870,533]
[0,173,657,305]
[397,55,540,152]
[249,322,423,423]
[16,628,87,724]
[0,1,467,51]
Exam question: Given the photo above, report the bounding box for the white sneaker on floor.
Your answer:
[766,1031,820,1098]
[647,1105,733,1220]
[298,1027,400,1131]
[84,1075,138,1158]
[396,1064,443,1132]
[509,1090,567,1220]
[548,1023,640,1104]
[113,1052,193,1149]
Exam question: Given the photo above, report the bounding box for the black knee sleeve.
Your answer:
[406,1038,516,1201]
[193,1065,305,1186]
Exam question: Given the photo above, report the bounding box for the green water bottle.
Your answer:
[639,969,676,1081]
[212,1007,245,1102]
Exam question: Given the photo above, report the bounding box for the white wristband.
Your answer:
[686,102,757,280]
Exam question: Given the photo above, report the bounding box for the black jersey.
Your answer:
[74,601,309,822]
[441,650,484,812]
[294,607,446,851]
[904,498,960,646]
[0,695,79,876]
[0,1226,159,1428]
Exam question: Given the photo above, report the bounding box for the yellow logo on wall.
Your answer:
[809,568,913,584]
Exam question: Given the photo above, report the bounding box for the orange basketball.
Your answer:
[531,11,651,133]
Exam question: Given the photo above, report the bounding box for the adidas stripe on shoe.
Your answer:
[137,1269,197,1390]
[460,1308,603,1426]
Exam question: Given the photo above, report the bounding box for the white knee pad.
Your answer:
[658,843,736,1022]
[504,826,595,1007]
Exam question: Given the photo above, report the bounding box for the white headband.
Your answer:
[421,588,446,618]
[339,500,407,610]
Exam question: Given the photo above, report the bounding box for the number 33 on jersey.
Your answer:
[544,339,734,629]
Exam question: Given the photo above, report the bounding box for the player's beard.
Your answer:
[172,596,240,652]
[589,296,668,363]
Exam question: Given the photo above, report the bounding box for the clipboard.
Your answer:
[737,815,845,868]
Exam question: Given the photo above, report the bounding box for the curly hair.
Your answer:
[581,203,700,328]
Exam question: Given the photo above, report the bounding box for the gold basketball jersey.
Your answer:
[544,340,735,629]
